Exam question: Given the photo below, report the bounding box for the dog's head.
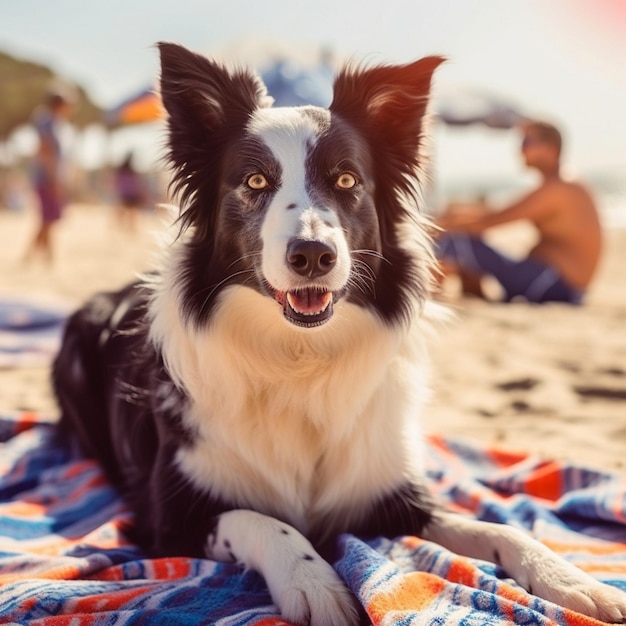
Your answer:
[158,42,442,329]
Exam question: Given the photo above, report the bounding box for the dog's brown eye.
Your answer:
[247,174,269,190]
[336,173,357,189]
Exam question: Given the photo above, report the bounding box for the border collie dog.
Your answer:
[54,42,626,625]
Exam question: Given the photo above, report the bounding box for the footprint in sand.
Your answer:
[594,366,626,378]
[573,386,626,401]
[495,377,541,392]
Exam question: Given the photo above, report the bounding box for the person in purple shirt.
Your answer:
[24,88,75,264]
[115,153,146,232]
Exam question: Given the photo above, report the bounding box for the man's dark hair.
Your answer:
[525,121,562,156]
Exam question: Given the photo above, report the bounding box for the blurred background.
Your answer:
[1,0,625,222]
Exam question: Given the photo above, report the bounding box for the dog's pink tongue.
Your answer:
[287,289,332,315]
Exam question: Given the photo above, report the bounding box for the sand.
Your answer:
[1,203,625,471]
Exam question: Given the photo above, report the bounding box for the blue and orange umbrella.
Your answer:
[105,88,164,126]
[107,79,527,131]
[105,59,333,127]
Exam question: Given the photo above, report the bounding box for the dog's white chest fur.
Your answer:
[151,283,432,534]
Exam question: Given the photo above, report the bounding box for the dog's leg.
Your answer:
[206,510,359,626]
[423,511,626,623]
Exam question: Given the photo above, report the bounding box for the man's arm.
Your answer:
[437,185,556,235]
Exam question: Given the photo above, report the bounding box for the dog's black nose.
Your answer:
[286,239,337,278]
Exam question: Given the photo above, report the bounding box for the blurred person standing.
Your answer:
[24,87,75,264]
[435,121,602,304]
[114,153,146,232]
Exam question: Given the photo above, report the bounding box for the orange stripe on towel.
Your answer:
[486,446,529,468]
[16,411,39,434]
[70,585,154,613]
[1,501,47,517]
[523,461,563,501]
[367,572,445,624]
[543,538,626,556]
[446,556,481,587]
[150,557,194,580]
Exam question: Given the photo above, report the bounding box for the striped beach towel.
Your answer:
[0,300,66,368]
[0,411,624,625]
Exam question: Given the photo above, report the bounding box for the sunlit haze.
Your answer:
[2,0,625,208]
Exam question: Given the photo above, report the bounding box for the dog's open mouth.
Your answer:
[274,288,334,328]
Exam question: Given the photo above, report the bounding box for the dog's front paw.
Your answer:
[265,551,359,626]
[555,581,626,624]
[527,563,626,623]
[205,510,359,626]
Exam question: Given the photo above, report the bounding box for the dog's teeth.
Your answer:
[287,291,332,315]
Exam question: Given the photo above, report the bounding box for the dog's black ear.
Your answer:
[330,57,444,140]
[330,57,444,160]
[157,42,271,232]
[158,41,270,135]
[331,58,444,319]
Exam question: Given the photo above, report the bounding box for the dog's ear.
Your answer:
[158,41,270,135]
[330,57,444,156]
[157,42,271,233]
[331,58,444,311]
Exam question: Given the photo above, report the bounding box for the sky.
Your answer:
[1,0,625,192]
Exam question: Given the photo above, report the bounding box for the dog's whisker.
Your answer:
[348,262,377,296]
[351,261,377,290]
[348,272,373,295]
[351,259,377,282]
[197,268,257,316]
[225,251,262,271]
[351,249,391,265]
[191,268,256,299]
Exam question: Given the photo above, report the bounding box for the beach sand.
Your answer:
[1,203,625,471]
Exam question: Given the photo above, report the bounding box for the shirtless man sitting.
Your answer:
[436,121,603,304]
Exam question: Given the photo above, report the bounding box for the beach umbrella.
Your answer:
[105,48,334,127]
[112,64,533,132]
[435,88,528,130]
[105,88,164,127]
[261,60,332,107]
